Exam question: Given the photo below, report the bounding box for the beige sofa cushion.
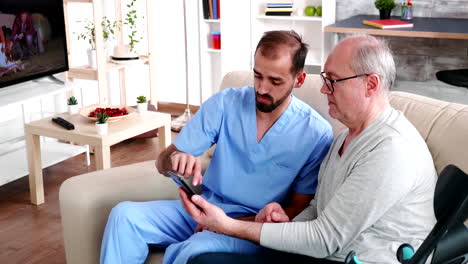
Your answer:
[389,92,468,174]
[60,161,178,264]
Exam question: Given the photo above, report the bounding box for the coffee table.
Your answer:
[24,111,171,205]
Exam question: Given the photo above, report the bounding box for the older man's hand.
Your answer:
[255,202,290,223]
[179,188,233,234]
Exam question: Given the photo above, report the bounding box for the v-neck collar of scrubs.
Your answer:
[249,88,296,146]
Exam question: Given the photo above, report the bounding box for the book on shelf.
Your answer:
[202,0,210,19]
[266,3,293,8]
[208,0,213,19]
[265,12,292,16]
[362,19,414,29]
[212,0,218,19]
[265,8,294,12]
[202,0,220,20]
[267,0,293,4]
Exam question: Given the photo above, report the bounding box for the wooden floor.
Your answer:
[0,122,180,263]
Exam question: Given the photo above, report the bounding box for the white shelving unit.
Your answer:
[0,80,87,186]
[257,15,322,22]
[0,141,86,186]
[198,8,222,101]
[251,0,336,73]
[198,0,252,102]
[206,48,222,53]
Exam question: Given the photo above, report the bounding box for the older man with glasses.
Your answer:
[180,34,438,264]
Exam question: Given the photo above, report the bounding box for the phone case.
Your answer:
[167,171,198,197]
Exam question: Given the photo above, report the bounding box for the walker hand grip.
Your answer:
[397,243,415,263]
[345,251,362,264]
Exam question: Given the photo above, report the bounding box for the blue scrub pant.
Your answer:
[100,200,262,264]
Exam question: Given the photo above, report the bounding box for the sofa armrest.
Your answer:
[59,160,178,264]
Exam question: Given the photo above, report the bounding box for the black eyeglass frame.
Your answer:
[320,72,370,92]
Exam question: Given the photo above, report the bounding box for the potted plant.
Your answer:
[112,0,144,60]
[67,96,79,115]
[76,17,117,68]
[375,0,397,19]
[136,95,147,113]
[96,112,109,136]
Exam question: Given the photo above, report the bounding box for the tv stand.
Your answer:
[0,80,87,186]
[33,75,66,85]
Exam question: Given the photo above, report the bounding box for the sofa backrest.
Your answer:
[220,71,468,175]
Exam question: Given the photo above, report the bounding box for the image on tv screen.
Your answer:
[0,0,68,88]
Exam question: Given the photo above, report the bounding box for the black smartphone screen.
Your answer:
[167,171,197,197]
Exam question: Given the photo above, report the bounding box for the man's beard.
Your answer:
[256,86,293,113]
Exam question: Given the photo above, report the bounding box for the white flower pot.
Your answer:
[113,44,139,58]
[67,105,79,115]
[87,49,97,68]
[137,102,148,113]
[96,123,108,136]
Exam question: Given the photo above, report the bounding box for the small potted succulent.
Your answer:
[96,112,109,136]
[375,0,397,19]
[67,96,79,115]
[136,95,147,113]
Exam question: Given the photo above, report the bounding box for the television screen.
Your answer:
[0,0,69,88]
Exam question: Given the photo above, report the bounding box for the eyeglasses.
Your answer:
[320,72,370,93]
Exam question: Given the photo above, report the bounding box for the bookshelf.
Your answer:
[199,0,222,102]
[251,0,336,73]
[198,0,251,102]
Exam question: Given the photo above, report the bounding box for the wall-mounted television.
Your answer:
[0,0,69,88]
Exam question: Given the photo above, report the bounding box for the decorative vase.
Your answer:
[67,105,79,115]
[379,9,392,19]
[137,102,148,113]
[87,49,97,68]
[96,123,108,136]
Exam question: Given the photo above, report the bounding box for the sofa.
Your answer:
[59,71,468,264]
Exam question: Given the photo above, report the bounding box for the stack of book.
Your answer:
[202,0,221,20]
[362,18,414,29]
[265,1,293,16]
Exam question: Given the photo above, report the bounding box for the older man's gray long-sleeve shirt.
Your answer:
[260,107,437,263]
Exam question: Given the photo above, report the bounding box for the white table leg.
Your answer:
[25,132,44,205]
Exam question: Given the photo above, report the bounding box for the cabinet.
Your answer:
[0,80,88,186]
[63,0,157,106]
[251,0,336,73]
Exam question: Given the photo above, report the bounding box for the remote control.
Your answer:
[52,117,75,130]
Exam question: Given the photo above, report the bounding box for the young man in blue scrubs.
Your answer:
[100,31,333,264]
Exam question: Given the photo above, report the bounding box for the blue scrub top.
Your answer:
[174,86,332,215]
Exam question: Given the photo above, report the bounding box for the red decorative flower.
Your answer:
[88,107,129,118]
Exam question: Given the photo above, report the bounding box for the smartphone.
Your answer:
[167,171,200,197]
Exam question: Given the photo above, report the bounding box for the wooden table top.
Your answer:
[25,111,171,146]
[325,15,468,40]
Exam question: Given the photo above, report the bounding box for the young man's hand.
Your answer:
[255,202,290,223]
[169,151,202,185]
[155,144,203,186]
[179,188,232,234]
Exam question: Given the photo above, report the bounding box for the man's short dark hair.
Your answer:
[255,30,308,75]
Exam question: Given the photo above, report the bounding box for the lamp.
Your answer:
[171,0,193,132]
